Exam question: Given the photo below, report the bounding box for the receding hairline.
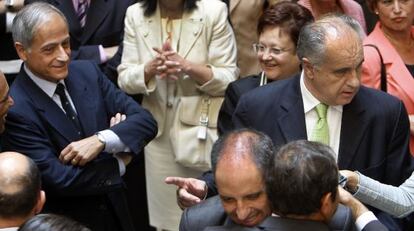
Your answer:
[0,152,32,194]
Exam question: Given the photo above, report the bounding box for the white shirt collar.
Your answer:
[299,71,342,113]
[24,65,65,98]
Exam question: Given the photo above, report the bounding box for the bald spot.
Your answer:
[215,132,261,180]
[0,152,31,194]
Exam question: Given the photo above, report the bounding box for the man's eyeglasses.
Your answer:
[252,43,293,56]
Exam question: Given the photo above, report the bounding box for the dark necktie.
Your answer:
[55,83,83,136]
[77,0,88,27]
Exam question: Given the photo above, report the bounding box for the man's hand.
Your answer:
[339,170,359,192]
[110,113,126,127]
[59,135,105,166]
[116,152,133,166]
[338,186,369,220]
[165,177,207,209]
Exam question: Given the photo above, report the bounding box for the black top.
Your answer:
[406,64,414,77]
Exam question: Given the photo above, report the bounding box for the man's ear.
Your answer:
[320,192,336,222]
[34,190,46,215]
[14,42,28,61]
[302,58,315,80]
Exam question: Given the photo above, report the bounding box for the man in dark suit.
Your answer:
[25,0,135,82]
[2,3,157,231]
[203,141,386,231]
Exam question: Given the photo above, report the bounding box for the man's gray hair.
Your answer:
[12,2,68,49]
[296,14,362,67]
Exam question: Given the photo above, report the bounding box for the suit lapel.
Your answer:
[179,9,203,58]
[81,0,110,44]
[338,90,367,169]
[64,71,96,137]
[18,70,82,142]
[277,77,307,143]
[138,5,163,55]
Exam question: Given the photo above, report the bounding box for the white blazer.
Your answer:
[118,0,238,135]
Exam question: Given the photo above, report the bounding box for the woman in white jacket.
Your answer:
[117,0,238,230]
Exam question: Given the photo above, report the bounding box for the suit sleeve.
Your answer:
[197,1,238,96]
[94,63,158,154]
[2,110,123,196]
[199,170,218,198]
[70,45,102,64]
[217,82,240,135]
[362,220,388,231]
[232,93,252,129]
[385,101,414,186]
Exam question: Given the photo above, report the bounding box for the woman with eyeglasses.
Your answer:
[217,2,314,135]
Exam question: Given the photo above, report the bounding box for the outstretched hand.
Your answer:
[165,176,208,209]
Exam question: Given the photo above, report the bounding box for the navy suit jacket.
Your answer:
[2,60,157,230]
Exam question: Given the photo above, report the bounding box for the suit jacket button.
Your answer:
[104,180,112,186]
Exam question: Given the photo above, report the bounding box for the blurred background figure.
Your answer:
[0,0,24,85]
[361,0,414,154]
[226,0,263,77]
[298,0,367,33]
[18,214,90,231]
[218,1,314,134]
[117,0,238,230]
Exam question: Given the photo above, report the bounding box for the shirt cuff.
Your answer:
[355,211,377,231]
[114,154,126,176]
[6,12,16,33]
[98,129,130,153]
[98,45,108,64]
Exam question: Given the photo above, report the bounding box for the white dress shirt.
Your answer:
[300,72,343,158]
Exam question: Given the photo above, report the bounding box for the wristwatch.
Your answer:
[96,132,106,149]
[5,0,14,10]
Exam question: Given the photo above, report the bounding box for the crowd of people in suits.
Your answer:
[0,0,414,230]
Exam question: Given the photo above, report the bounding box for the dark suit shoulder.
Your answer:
[228,74,262,95]
[238,75,300,108]
[180,196,227,231]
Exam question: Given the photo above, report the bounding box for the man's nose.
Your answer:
[236,203,250,221]
[56,46,69,62]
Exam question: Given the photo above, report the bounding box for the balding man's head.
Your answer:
[0,152,44,226]
[212,129,274,227]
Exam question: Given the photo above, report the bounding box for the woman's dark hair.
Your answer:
[18,214,91,231]
[139,0,200,17]
[365,0,378,13]
[257,2,314,46]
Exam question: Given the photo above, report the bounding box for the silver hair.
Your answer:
[296,14,362,67]
[12,2,68,49]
